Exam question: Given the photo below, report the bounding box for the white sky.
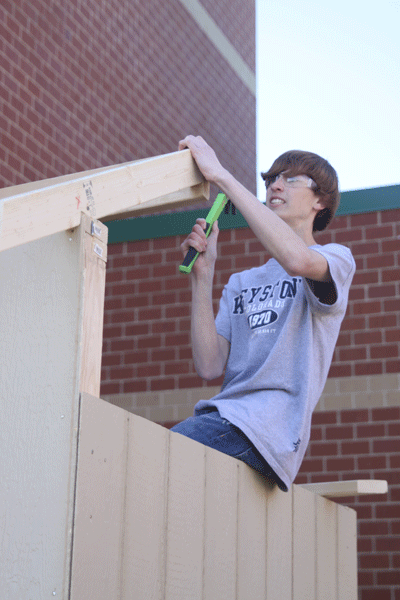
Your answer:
[256,0,400,198]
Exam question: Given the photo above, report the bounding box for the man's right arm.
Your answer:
[181,218,230,380]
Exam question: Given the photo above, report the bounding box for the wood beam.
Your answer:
[300,479,388,498]
[0,150,209,252]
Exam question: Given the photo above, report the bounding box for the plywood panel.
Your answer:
[121,413,169,600]
[203,447,238,600]
[316,494,338,600]
[266,486,293,600]
[165,432,206,600]
[70,393,129,599]
[0,227,85,599]
[293,485,316,600]
[237,464,269,600]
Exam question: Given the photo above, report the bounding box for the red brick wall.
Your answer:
[199,0,255,70]
[296,407,400,600]
[1,0,256,194]
[101,207,400,396]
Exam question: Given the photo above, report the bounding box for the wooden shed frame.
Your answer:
[0,151,387,599]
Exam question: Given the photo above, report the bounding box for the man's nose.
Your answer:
[270,174,285,189]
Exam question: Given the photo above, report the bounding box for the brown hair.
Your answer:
[261,150,340,231]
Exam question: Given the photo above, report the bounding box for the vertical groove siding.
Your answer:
[72,394,357,599]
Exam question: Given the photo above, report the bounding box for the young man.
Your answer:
[171,135,355,491]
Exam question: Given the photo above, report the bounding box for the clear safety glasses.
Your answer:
[265,173,316,189]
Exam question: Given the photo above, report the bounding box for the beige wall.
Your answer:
[103,372,400,425]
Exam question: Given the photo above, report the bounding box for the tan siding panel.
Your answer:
[122,414,170,600]
[316,495,338,600]
[237,464,269,599]
[165,432,206,600]
[293,485,316,600]
[71,393,128,599]
[266,486,293,600]
[203,447,238,600]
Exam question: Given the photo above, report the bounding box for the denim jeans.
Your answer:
[171,408,286,489]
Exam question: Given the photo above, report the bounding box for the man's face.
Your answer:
[265,172,324,230]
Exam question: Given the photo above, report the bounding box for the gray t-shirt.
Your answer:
[194,243,356,490]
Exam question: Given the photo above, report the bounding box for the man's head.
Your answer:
[261,150,340,232]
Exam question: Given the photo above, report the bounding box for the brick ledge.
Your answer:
[101,373,400,424]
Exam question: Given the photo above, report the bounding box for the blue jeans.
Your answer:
[171,408,286,489]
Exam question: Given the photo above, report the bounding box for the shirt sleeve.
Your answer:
[215,280,232,342]
[304,244,356,313]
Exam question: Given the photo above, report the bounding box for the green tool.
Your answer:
[179,192,229,274]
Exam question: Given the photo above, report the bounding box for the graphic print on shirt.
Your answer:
[232,278,301,334]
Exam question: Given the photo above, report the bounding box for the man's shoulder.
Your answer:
[311,242,355,268]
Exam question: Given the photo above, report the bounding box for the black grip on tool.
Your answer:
[180,223,211,269]
[180,245,198,268]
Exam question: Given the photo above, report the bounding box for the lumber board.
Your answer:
[300,479,388,498]
[0,150,209,252]
[78,215,108,397]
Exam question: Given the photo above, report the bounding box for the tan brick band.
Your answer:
[316,373,400,411]
[102,373,400,425]
[177,0,256,95]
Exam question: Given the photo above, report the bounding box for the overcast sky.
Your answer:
[256,0,400,198]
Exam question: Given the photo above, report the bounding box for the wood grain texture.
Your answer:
[0,150,209,252]
[78,215,108,397]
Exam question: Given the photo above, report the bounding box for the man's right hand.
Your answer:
[180,218,219,278]
[181,217,228,380]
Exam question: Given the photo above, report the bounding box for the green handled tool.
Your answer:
[179,192,229,274]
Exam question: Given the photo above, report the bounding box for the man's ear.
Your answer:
[313,195,327,212]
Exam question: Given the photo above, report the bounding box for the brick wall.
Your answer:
[296,407,400,600]
[0,0,256,194]
[101,207,400,396]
